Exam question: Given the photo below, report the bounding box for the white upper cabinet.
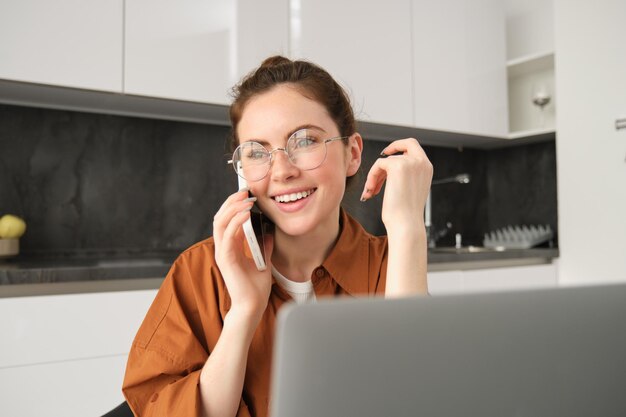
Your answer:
[291,0,414,127]
[1,0,510,138]
[124,0,289,105]
[412,0,508,137]
[0,0,123,92]
[235,0,291,82]
[505,0,555,136]
[505,0,554,61]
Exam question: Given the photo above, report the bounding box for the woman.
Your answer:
[122,56,432,417]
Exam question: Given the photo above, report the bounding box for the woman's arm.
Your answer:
[361,138,432,297]
[200,189,275,416]
[199,308,262,417]
[385,220,429,296]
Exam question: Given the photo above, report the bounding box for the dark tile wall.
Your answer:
[0,104,557,255]
[486,142,558,234]
[422,142,558,247]
[0,104,235,255]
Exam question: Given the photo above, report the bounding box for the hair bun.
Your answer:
[259,55,292,69]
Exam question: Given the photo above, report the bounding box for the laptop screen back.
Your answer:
[271,284,626,417]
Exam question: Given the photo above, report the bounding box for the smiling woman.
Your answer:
[122,56,433,417]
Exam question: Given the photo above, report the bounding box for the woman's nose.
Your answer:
[270,150,299,181]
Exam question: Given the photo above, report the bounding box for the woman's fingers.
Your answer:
[361,157,391,201]
[213,190,255,244]
[361,138,429,201]
[380,137,422,157]
[221,209,250,249]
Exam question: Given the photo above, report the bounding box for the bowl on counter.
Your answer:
[0,238,19,259]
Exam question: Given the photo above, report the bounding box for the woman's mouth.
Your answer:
[272,188,317,212]
[273,188,316,203]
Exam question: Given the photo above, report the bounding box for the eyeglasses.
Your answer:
[228,128,349,182]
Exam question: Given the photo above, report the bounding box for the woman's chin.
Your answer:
[273,219,315,238]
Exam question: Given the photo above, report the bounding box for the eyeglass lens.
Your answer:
[233,129,329,182]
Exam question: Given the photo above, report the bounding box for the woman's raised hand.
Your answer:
[360,138,433,234]
[213,189,274,321]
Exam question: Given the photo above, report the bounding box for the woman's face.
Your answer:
[236,84,362,237]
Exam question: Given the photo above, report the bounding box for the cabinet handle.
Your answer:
[616,117,626,131]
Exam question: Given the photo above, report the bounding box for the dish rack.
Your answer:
[483,225,553,250]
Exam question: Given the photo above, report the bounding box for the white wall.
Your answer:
[554,0,626,285]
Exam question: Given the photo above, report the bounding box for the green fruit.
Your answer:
[0,214,27,239]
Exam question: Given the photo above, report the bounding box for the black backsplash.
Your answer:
[0,104,557,256]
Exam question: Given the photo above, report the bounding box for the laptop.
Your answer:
[270,283,626,417]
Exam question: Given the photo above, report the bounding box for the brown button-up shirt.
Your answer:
[122,209,388,417]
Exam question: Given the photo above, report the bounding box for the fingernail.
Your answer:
[241,206,253,212]
[238,186,250,192]
[245,197,257,203]
[360,188,370,202]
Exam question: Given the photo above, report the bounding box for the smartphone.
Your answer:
[236,162,269,271]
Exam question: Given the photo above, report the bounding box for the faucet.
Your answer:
[425,173,471,248]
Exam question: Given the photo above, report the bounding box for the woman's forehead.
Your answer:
[240,125,327,147]
[237,86,337,144]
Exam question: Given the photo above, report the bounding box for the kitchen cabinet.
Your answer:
[427,269,464,295]
[293,0,507,135]
[506,52,555,137]
[0,289,157,416]
[0,0,123,93]
[412,0,508,138]
[0,1,288,105]
[292,0,414,127]
[554,0,626,285]
[428,263,557,295]
[505,0,555,137]
[0,354,128,417]
[124,0,289,105]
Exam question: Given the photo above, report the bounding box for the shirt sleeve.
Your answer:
[122,248,251,417]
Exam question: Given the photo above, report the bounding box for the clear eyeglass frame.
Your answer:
[227,129,350,182]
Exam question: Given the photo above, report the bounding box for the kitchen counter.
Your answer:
[0,251,177,297]
[0,248,558,298]
[427,247,559,271]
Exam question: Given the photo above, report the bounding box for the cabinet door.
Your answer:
[293,0,414,126]
[0,354,128,417]
[0,0,123,92]
[0,290,157,368]
[428,270,464,295]
[555,0,626,285]
[125,0,289,105]
[412,0,507,137]
[462,263,557,294]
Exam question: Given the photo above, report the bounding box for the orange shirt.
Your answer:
[122,209,388,417]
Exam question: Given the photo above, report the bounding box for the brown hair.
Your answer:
[228,56,356,151]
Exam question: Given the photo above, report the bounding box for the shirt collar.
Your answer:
[322,208,371,296]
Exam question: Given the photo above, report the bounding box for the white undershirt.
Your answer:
[272,266,317,304]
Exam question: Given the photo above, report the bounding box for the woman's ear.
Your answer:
[346,133,363,177]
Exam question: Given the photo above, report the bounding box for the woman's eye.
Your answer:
[246,150,267,160]
[294,137,317,149]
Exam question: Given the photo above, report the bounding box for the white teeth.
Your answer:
[274,189,314,203]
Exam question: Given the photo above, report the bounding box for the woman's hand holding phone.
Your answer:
[213,189,274,321]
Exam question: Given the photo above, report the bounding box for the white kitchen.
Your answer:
[0,1,625,416]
